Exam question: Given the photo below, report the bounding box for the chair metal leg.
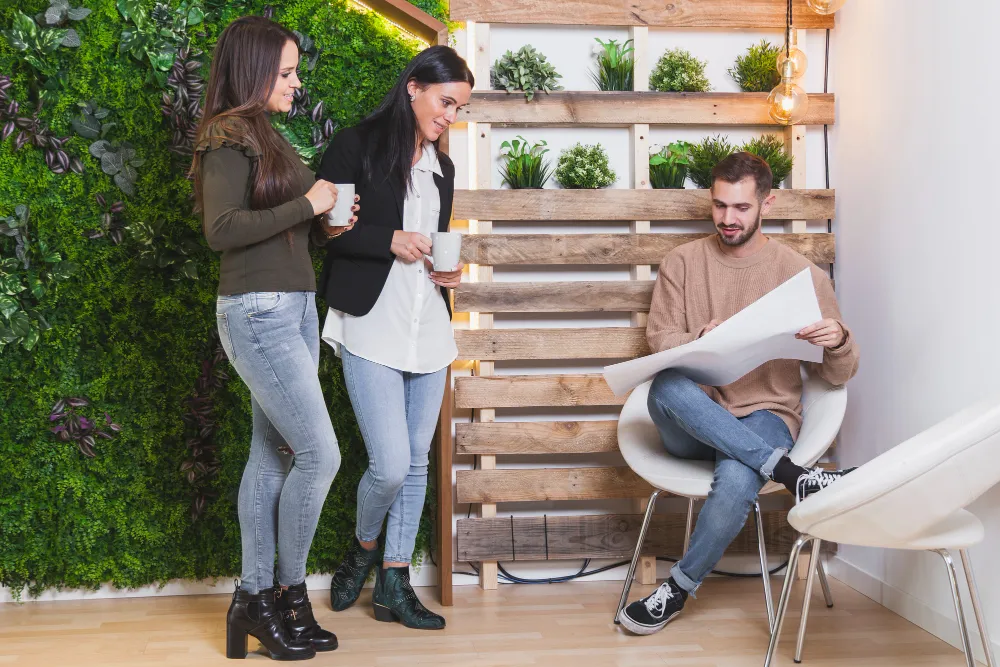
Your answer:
[683,497,695,556]
[794,539,822,664]
[937,549,976,667]
[614,490,661,624]
[753,502,775,631]
[960,549,997,667]
[764,535,814,667]
[817,559,835,608]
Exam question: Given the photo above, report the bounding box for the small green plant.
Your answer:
[71,100,115,140]
[688,134,795,189]
[0,205,77,352]
[729,40,782,92]
[649,141,693,189]
[118,0,205,87]
[591,38,634,91]
[689,134,736,188]
[741,134,794,185]
[2,9,82,76]
[127,218,200,280]
[499,136,553,189]
[89,139,145,197]
[491,45,563,101]
[650,48,711,93]
[35,0,92,47]
[556,142,616,189]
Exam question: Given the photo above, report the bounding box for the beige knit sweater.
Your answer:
[646,235,859,440]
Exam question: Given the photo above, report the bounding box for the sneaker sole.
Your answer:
[619,610,681,636]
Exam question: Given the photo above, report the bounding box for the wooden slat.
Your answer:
[456,467,653,503]
[359,0,446,43]
[456,510,797,561]
[456,420,620,455]
[455,327,649,361]
[450,0,834,28]
[455,280,655,313]
[434,367,453,605]
[455,374,623,409]
[461,232,835,266]
[453,189,835,221]
[462,91,836,126]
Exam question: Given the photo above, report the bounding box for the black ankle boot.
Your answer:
[226,585,316,660]
[372,566,445,630]
[276,583,338,652]
[330,536,382,611]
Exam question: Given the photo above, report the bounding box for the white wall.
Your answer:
[829,0,1000,659]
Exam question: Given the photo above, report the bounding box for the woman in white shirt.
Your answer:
[315,46,473,630]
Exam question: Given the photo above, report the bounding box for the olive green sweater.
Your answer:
[197,122,321,295]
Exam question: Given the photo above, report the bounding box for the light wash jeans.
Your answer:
[646,369,793,595]
[340,348,447,564]
[216,291,341,594]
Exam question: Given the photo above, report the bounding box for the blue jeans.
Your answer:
[341,348,447,564]
[216,291,341,594]
[646,370,793,595]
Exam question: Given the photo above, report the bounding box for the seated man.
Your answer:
[620,152,860,636]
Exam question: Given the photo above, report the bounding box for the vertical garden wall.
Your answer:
[0,0,444,598]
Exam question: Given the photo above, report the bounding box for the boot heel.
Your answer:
[226,624,248,659]
[373,603,396,623]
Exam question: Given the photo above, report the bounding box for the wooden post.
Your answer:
[469,21,499,591]
[628,25,657,586]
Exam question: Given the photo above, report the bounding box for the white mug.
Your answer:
[431,231,462,272]
[326,183,355,227]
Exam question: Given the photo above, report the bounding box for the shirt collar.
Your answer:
[413,141,443,177]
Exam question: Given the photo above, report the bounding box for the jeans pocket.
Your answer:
[248,292,282,318]
[216,312,236,362]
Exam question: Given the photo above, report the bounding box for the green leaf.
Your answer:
[152,46,176,70]
[114,173,135,197]
[27,272,44,299]
[3,28,30,52]
[0,295,18,319]
[89,139,111,158]
[39,28,68,53]
[1,275,26,295]
[51,261,77,281]
[117,0,146,23]
[45,5,66,26]
[71,113,101,138]
[21,326,40,350]
[121,162,137,184]
[12,12,40,40]
[61,28,80,48]
[67,7,91,21]
[8,310,31,338]
[0,324,16,344]
[187,6,204,25]
[101,150,124,175]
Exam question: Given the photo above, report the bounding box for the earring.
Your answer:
[409,94,415,102]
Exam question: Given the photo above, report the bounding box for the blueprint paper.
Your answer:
[603,268,824,395]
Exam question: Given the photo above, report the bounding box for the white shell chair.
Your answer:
[614,365,847,629]
[764,396,1000,667]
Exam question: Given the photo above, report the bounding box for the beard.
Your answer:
[716,211,762,247]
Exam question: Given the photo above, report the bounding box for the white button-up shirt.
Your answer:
[322,142,457,374]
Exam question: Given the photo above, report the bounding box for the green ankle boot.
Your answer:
[371,566,445,630]
[329,536,381,612]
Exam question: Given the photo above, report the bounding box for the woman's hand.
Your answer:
[305,179,339,215]
[323,195,360,238]
[391,230,432,262]
[427,260,464,289]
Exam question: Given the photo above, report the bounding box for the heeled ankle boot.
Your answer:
[276,583,338,652]
[371,566,446,630]
[329,536,382,611]
[226,585,316,661]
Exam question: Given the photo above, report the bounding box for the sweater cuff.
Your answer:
[295,195,314,223]
[827,322,854,355]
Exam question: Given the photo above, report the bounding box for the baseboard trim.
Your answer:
[828,555,999,663]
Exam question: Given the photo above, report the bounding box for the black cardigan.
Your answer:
[315,124,455,317]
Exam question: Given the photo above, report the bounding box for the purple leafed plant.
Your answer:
[180,338,229,520]
[49,397,121,458]
[161,47,204,157]
[86,193,126,244]
[0,75,83,175]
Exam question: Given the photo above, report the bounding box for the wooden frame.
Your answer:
[461,92,836,126]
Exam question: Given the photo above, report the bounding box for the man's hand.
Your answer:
[797,318,846,348]
[699,319,723,338]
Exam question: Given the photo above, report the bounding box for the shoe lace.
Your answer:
[643,583,675,616]
[796,468,839,500]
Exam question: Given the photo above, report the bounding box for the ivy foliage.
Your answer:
[0,0,437,598]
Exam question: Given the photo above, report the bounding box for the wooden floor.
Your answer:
[0,576,973,666]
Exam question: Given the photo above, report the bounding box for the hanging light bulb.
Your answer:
[767,59,809,125]
[777,29,807,80]
[806,0,847,14]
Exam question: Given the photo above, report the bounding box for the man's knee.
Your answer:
[712,458,764,504]
[647,369,690,416]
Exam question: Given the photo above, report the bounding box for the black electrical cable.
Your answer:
[824,27,834,280]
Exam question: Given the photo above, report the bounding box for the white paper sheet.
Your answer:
[603,268,824,395]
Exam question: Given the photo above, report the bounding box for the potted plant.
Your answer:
[688,134,795,188]
[741,134,793,185]
[491,45,563,101]
[729,40,782,92]
[591,38,634,91]
[555,142,617,189]
[650,48,711,93]
[649,141,693,189]
[499,136,553,189]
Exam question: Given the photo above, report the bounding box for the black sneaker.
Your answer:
[619,578,687,636]
[796,466,857,503]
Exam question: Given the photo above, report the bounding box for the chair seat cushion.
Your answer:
[789,506,984,550]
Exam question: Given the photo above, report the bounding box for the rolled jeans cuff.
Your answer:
[761,447,788,481]
[670,563,700,598]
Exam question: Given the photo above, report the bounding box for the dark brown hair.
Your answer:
[711,152,773,201]
[190,16,302,234]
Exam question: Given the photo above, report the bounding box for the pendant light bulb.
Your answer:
[806,0,847,15]
[767,59,809,125]
[777,30,808,80]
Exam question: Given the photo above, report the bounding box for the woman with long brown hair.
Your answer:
[190,16,357,661]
